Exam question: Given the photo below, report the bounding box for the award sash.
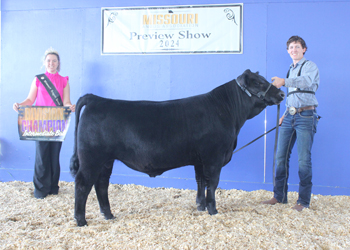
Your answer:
[36,73,63,106]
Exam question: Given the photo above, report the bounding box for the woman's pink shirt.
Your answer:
[35,71,68,106]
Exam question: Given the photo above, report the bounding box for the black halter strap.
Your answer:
[286,60,315,97]
[235,79,273,103]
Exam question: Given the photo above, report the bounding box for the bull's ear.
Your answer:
[243,71,250,87]
[256,71,259,75]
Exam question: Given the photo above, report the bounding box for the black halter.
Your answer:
[236,79,273,102]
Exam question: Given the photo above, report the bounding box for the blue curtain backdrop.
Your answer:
[1,0,349,195]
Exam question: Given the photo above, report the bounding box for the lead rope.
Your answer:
[272,104,280,187]
[232,104,281,155]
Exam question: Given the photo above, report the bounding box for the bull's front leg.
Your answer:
[94,164,115,220]
[74,171,94,226]
[205,165,222,215]
[195,165,206,211]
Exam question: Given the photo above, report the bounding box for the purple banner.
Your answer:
[18,106,71,141]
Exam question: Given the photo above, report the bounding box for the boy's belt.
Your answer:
[288,106,315,115]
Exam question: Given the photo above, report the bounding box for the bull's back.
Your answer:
[78,96,200,171]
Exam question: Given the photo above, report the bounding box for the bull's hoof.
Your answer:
[208,208,218,215]
[75,218,88,227]
[197,204,206,212]
[103,213,115,220]
[75,214,88,227]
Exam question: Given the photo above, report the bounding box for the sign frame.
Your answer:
[101,3,243,55]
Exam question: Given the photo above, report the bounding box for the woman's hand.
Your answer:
[69,104,76,112]
[13,102,20,112]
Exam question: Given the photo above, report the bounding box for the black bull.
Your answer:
[70,69,285,226]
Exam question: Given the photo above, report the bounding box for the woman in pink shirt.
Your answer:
[13,48,75,199]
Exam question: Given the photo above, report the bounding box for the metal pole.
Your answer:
[272,104,280,187]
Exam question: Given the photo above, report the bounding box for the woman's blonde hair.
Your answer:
[42,47,61,72]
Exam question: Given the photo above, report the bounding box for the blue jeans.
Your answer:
[273,110,319,207]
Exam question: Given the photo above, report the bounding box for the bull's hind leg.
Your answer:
[195,165,206,211]
[205,165,222,215]
[74,170,95,226]
[94,160,115,220]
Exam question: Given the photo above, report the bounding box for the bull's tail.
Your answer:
[69,94,96,177]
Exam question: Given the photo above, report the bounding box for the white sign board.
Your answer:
[102,4,243,55]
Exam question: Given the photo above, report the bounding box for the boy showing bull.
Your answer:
[261,36,320,211]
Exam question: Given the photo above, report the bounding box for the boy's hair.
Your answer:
[286,36,307,54]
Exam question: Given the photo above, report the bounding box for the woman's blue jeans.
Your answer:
[273,110,319,207]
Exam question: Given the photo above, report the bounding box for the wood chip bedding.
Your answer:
[0,181,349,249]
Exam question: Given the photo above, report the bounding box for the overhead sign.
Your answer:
[18,106,71,141]
[102,4,243,55]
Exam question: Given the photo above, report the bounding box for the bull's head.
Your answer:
[236,69,285,119]
[237,69,285,106]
